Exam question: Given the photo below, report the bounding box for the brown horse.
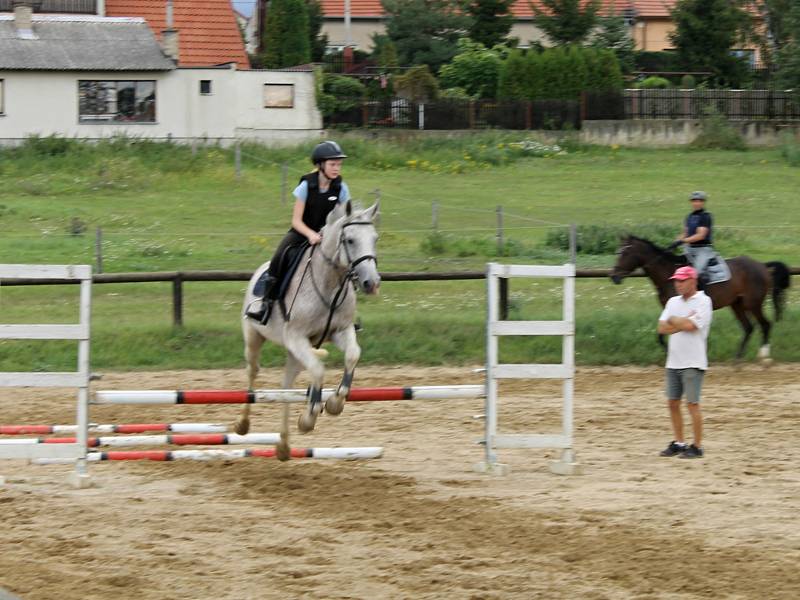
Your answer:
[610,235,791,361]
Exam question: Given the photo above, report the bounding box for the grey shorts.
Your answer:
[665,368,705,404]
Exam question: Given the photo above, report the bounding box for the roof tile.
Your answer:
[105,0,249,67]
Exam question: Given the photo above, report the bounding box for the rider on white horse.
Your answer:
[246,140,351,324]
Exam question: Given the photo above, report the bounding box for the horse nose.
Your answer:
[363,278,380,295]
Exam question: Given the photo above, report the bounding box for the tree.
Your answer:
[438,39,503,98]
[467,0,514,48]
[776,1,800,93]
[382,0,473,72]
[306,0,328,62]
[669,0,752,87]
[531,0,601,45]
[591,14,635,73]
[370,33,399,69]
[394,65,440,101]
[261,0,311,68]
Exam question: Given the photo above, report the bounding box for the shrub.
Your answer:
[691,107,746,151]
[637,76,672,89]
[680,74,696,89]
[394,65,440,102]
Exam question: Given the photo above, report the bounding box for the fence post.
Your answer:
[499,277,508,321]
[525,101,532,130]
[418,103,425,130]
[569,223,577,265]
[468,101,476,129]
[172,274,183,327]
[281,162,288,205]
[496,205,504,256]
[234,142,242,181]
[362,101,369,127]
[95,227,103,274]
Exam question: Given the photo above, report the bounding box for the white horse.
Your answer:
[238,200,380,460]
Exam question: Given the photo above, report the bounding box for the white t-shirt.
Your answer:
[659,291,713,370]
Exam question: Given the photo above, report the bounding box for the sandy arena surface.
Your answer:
[0,364,799,599]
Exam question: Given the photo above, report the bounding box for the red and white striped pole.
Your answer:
[93,385,484,405]
[0,422,227,435]
[0,433,280,448]
[32,447,384,464]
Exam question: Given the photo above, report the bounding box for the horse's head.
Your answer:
[323,200,381,294]
[610,235,644,284]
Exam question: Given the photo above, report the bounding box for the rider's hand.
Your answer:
[308,232,322,245]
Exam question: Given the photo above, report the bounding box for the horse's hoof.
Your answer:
[275,441,291,462]
[234,418,250,435]
[297,412,317,433]
[761,357,774,369]
[325,395,346,416]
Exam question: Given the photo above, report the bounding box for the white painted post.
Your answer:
[0,265,93,488]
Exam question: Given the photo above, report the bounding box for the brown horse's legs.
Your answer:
[730,300,754,360]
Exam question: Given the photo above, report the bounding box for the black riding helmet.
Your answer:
[311,140,347,164]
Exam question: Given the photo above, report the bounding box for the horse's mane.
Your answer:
[628,235,687,265]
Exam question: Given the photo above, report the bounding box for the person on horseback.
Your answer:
[672,191,715,286]
[245,140,350,323]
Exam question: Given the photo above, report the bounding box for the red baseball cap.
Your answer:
[670,266,698,280]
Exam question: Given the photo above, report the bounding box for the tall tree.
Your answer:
[382,0,473,72]
[531,0,601,45]
[591,14,635,73]
[306,0,329,62]
[467,0,514,48]
[776,0,800,93]
[669,0,752,86]
[261,0,311,68]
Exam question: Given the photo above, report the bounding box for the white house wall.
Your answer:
[0,67,321,146]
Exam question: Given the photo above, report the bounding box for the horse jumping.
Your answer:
[610,235,790,361]
[239,200,380,460]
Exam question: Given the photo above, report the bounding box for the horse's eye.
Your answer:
[346,238,354,245]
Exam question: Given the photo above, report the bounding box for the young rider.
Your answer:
[246,140,350,323]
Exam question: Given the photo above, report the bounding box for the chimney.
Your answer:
[13,1,35,40]
[160,1,179,62]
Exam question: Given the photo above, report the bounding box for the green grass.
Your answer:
[1,135,798,370]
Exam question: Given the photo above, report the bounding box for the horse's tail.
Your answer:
[766,261,791,321]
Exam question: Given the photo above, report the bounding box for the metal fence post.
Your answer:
[281,162,288,205]
[234,142,242,181]
[95,227,103,274]
[418,103,425,130]
[172,274,183,327]
[496,205,504,256]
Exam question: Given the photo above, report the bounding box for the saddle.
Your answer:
[252,242,310,309]
[699,250,731,286]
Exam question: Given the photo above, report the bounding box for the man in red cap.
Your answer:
[656,265,713,459]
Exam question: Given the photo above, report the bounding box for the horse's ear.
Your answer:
[326,201,347,226]
[345,200,352,217]
[364,201,379,221]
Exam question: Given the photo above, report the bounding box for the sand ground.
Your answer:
[1,364,798,599]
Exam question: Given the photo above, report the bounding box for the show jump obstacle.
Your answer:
[1,261,579,485]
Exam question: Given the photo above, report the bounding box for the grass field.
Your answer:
[1,134,798,370]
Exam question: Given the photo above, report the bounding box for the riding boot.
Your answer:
[246,275,278,324]
[697,273,709,292]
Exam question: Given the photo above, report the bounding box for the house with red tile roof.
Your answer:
[319,0,759,61]
[104,0,250,68]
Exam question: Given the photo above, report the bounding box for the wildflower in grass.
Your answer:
[407,159,417,168]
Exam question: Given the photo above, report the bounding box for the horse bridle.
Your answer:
[299,219,378,348]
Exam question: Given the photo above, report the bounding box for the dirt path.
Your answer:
[1,365,799,599]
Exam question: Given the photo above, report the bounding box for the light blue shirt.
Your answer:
[293,180,350,203]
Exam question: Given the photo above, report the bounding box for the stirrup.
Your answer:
[246,301,272,325]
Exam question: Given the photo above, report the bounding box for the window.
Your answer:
[200,80,212,95]
[263,84,294,108]
[78,80,156,123]
[0,79,4,115]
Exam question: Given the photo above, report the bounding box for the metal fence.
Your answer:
[625,89,800,120]
[325,98,580,130]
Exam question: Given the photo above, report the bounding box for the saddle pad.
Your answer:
[705,252,731,285]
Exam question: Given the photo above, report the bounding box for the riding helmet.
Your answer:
[311,141,347,164]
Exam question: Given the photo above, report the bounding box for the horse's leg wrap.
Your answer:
[326,370,352,416]
[298,386,322,433]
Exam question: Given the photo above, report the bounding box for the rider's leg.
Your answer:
[246,231,303,323]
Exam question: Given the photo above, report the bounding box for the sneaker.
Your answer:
[679,444,704,459]
[659,441,687,457]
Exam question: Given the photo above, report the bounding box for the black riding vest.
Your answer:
[292,172,343,234]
